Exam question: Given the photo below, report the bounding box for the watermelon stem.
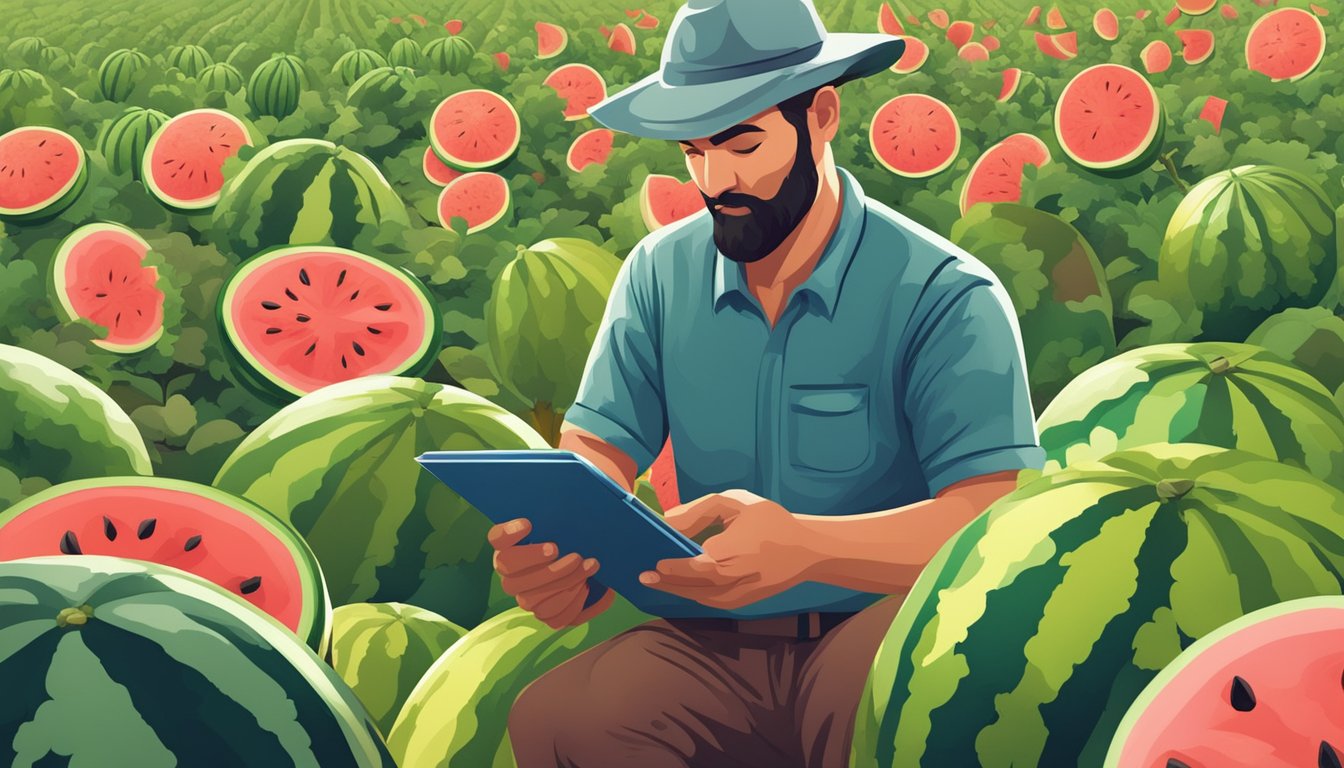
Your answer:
[1157,149,1189,194]
[529,401,563,447]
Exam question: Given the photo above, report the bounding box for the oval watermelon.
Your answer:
[0,556,393,767]
[167,43,214,77]
[1141,39,1174,73]
[958,133,1050,214]
[423,36,475,75]
[333,48,389,87]
[851,442,1344,768]
[639,173,705,231]
[0,126,88,223]
[97,48,150,101]
[566,128,615,172]
[1055,63,1164,176]
[50,222,165,354]
[199,61,245,93]
[247,53,307,119]
[543,63,607,121]
[947,19,976,48]
[346,66,420,130]
[1245,7,1326,81]
[428,89,520,170]
[388,38,424,69]
[96,106,169,181]
[870,94,961,178]
[436,171,511,234]
[535,21,569,58]
[143,108,258,211]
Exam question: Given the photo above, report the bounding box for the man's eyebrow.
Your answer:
[679,124,766,148]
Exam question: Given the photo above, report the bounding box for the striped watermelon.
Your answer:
[423,36,475,75]
[210,138,408,259]
[247,53,307,119]
[346,67,419,129]
[388,38,424,69]
[386,601,650,767]
[96,106,168,180]
[213,376,550,628]
[97,48,151,102]
[0,556,394,767]
[1038,342,1344,484]
[330,602,467,735]
[852,442,1344,768]
[166,43,213,77]
[333,48,389,87]
[199,61,244,92]
[1246,306,1344,395]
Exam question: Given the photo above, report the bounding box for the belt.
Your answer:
[671,611,858,640]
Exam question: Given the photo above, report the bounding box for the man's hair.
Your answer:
[775,81,837,135]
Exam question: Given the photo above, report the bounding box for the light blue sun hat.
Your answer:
[587,0,905,141]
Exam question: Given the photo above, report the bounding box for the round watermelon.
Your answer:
[1037,342,1344,484]
[199,61,244,93]
[1106,595,1344,768]
[428,89,520,171]
[50,222,165,353]
[1055,63,1164,177]
[0,556,393,767]
[217,245,441,402]
[1245,306,1344,394]
[387,602,650,767]
[958,133,1050,215]
[330,602,467,735]
[870,94,961,177]
[1158,165,1337,341]
[851,442,1344,768]
[211,138,409,259]
[0,126,88,223]
[1094,8,1120,40]
[1141,40,1174,74]
[213,376,551,628]
[639,173,705,231]
[142,108,259,211]
[566,128,615,173]
[247,53,307,119]
[97,48,151,102]
[1246,7,1326,81]
[423,36,475,75]
[388,38,424,69]
[436,171,511,234]
[166,43,213,77]
[95,106,169,180]
[542,63,607,121]
[333,48,389,87]
[346,66,420,129]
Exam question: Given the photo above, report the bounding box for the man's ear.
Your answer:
[811,86,841,143]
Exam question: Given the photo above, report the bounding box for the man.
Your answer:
[494,1,1046,765]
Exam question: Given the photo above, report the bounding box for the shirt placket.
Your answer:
[754,295,807,500]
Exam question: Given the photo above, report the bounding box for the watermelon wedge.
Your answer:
[608,23,636,55]
[1055,63,1164,177]
[493,52,510,71]
[1026,5,1043,25]
[982,35,1000,51]
[1136,8,1153,19]
[869,94,961,178]
[958,42,990,61]
[0,126,88,223]
[1221,4,1239,18]
[640,174,704,232]
[1177,29,1216,64]
[422,145,463,186]
[1036,31,1079,59]
[543,63,607,121]
[928,9,950,28]
[879,2,905,34]
[998,67,1022,101]
[1245,7,1326,81]
[1142,40,1174,73]
[567,128,615,172]
[1164,5,1182,24]
[51,223,164,354]
[635,13,659,29]
[142,108,256,211]
[959,133,1051,215]
[444,19,463,35]
[890,37,929,73]
[218,245,441,401]
[1176,0,1217,14]
[428,89,520,171]
[1046,6,1067,28]
[947,20,976,48]
[437,171,511,234]
[0,476,332,653]
[1094,8,1119,40]
[1199,95,1228,132]
[535,21,568,58]
[1312,3,1330,16]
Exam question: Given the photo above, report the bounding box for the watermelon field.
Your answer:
[2,0,1344,764]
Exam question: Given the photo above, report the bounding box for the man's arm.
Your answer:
[558,424,639,494]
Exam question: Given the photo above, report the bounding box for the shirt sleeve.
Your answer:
[901,270,1046,497]
[563,245,667,474]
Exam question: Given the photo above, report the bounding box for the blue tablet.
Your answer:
[415,449,871,619]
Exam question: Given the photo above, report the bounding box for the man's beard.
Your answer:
[704,126,820,264]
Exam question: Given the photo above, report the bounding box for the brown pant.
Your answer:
[508,595,906,768]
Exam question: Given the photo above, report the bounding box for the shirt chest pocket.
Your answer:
[786,384,872,473]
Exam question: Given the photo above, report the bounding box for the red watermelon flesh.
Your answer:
[869,94,961,178]
[1312,3,1330,16]
[959,133,1050,215]
[493,52,510,71]
[535,21,568,58]
[543,63,607,121]
[1106,598,1344,768]
[1095,8,1120,40]
[53,223,164,353]
[429,89,520,170]
[422,145,463,186]
[1164,4,1182,24]
[0,126,85,219]
[1199,95,1228,132]
[635,13,659,29]
[928,8,950,27]
[1143,40,1174,73]
[567,128,615,172]
[1046,6,1068,28]
[436,171,510,234]
[1036,31,1079,59]
[982,35,1000,51]
[891,37,930,73]
[444,19,463,34]
[648,439,680,511]
[1178,29,1216,64]
[958,42,990,61]
[608,23,636,55]
[1027,5,1043,24]
[879,2,904,34]
[1245,7,1326,81]
[640,174,704,231]
[1136,8,1153,19]
[1055,64,1162,172]
[1221,4,1239,18]
[947,20,976,48]
[998,67,1022,101]
[143,108,252,210]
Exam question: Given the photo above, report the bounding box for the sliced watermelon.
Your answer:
[437,171,510,234]
[567,128,615,172]
[51,223,164,354]
[543,63,607,121]
[1198,95,1228,132]
[890,37,930,73]
[947,20,976,48]
[444,19,463,35]
[422,145,463,186]
[869,94,961,178]
[879,2,905,35]
[1136,8,1153,19]
[1312,3,1330,16]
[635,13,659,30]
[907,14,921,26]
[958,42,990,61]
[982,34,1001,51]
[218,245,441,401]
[142,108,256,211]
[0,126,88,223]
[608,23,636,55]
[1054,63,1164,177]
[493,52,510,71]
[1036,31,1079,59]
[1177,28,1216,64]
[1164,4,1182,24]
[998,67,1022,101]
[535,21,568,58]
[1046,6,1068,28]
[640,174,704,232]
[1221,4,1239,18]
[1026,5,1043,25]
[0,476,331,653]
[959,133,1051,215]
[1142,40,1174,73]
[428,89,521,170]
[928,9,950,28]
[410,14,427,26]
[1245,7,1326,81]
[1176,0,1217,14]
[1094,8,1120,40]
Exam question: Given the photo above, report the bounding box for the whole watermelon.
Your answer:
[330,602,467,735]
[0,344,151,507]
[388,38,423,69]
[210,138,409,259]
[247,53,307,118]
[1037,342,1344,484]
[387,601,651,767]
[951,202,1116,413]
[1158,165,1338,341]
[95,106,169,180]
[166,43,213,77]
[213,376,550,628]
[1245,306,1344,395]
[423,36,475,75]
[345,66,421,132]
[851,442,1344,768]
[199,61,244,93]
[487,238,622,445]
[97,48,151,102]
[334,48,389,87]
[0,556,394,767]
[0,69,65,132]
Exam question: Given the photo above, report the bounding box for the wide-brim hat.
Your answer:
[588,0,905,141]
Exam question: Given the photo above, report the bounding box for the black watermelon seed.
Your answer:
[1230,675,1256,711]
[265,327,282,335]
[137,518,157,540]
[59,530,82,555]
[183,535,202,552]
[350,289,360,301]
[352,341,365,356]
[298,268,310,286]
[1166,760,1191,768]
[367,326,382,335]
[341,355,348,368]
[337,269,346,286]
[102,516,117,541]
[239,576,262,594]
[261,300,281,310]
[296,314,310,323]
[304,342,316,356]
[1323,741,1343,768]
[285,288,298,301]
[374,303,392,311]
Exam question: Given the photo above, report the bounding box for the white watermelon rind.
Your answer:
[141,108,259,212]
[50,222,164,354]
[0,126,89,222]
[535,21,569,59]
[1054,63,1164,176]
[1245,7,1326,83]
[428,89,521,171]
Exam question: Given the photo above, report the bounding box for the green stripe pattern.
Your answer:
[0,556,394,767]
[334,48,389,87]
[246,53,307,118]
[95,106,168,180]
[166,44,213,77]
[96,48,150,102]
[387,600,651,768]
[423,36,476,75]
[199,61,244,93]
[1037,341,1344,485]
[213,376,550,629]
[330,602,466,735]
[387,38,423,69]
[850,443,1344,768]
[345,66,417,120]
[210,138,409,260]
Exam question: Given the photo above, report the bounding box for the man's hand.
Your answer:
[488,518,616,630]
[638,489,817,610]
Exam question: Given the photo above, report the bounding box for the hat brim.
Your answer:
[587,33,905,141]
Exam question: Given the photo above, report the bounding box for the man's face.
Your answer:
[678,102,820,264]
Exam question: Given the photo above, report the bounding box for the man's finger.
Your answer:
[515,559,598,611]
[494,541,562,576]
[662,495,734,539]
[487,518,532,549]
[642,555,752,589]
[533,581,590,628]
[500,552,584,595]
[571,585,616,625]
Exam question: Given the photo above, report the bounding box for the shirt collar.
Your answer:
[712,167,866,320]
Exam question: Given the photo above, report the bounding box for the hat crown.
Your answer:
[661,0,828,85]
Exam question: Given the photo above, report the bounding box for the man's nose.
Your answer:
[699,151,738,200]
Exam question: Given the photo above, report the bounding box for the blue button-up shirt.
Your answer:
[565,167,1045,615]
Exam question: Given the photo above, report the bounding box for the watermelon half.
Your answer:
[890,37,930,73]
[1143,40,1175,73]
[566,127,615,172]
[0,476,331,653]
[428,89,521,171]
[142,107,256,211]
[1105,596,1344,768]
[543,63,607,121]
[1177,29,1216,64]
[1245,7,1326,82]
[608,23,637,55]
[1054,63,1164,177]
[998,67,1023,100]
[437,171,511,234]
[640,174,705,232]
[535,21,568,58]
[1176,0,1218,14]
[869,94,961,178]
[1094,8,1119,40]
[0,126,88,223]
[957,42,990,62]
[959,133,1051,215]
[422,145,463,186]
[51,222,164,354]
[218,245,441,401]
[947,20,976,48]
